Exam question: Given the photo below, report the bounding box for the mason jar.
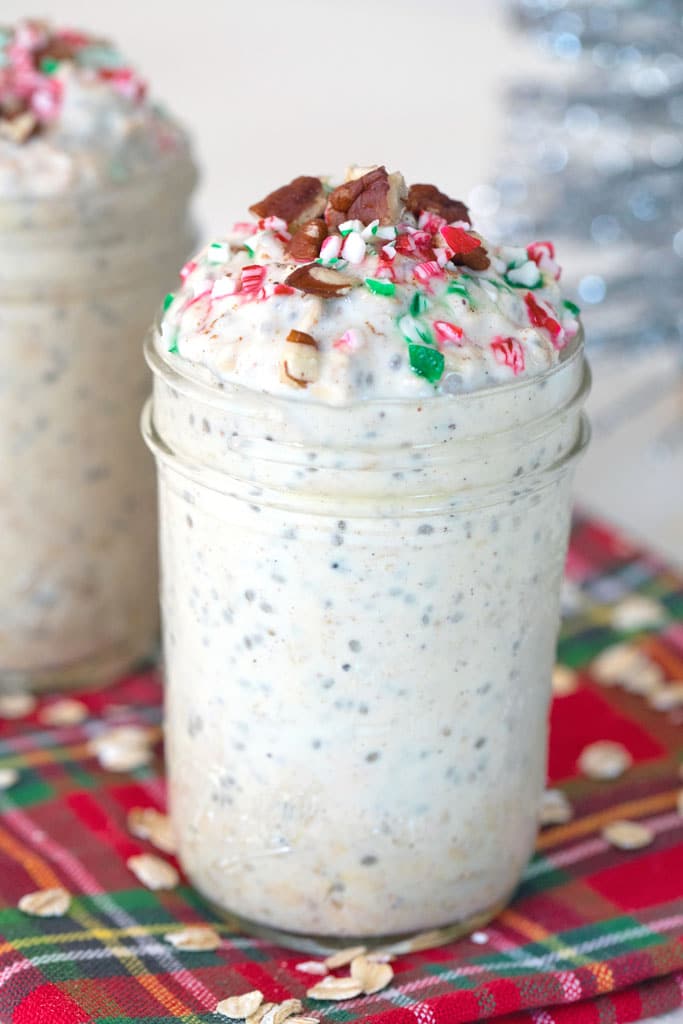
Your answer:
[0,156,196,692]
[143,325,589,950]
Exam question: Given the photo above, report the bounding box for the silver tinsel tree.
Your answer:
[472,0,683,562]
[484,0,683,355]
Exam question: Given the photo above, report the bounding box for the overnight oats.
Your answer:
[143,167,590,948]
[0,21,196,690]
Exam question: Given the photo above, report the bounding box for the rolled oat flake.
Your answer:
[602,819,654,850]
[578,740,632,780]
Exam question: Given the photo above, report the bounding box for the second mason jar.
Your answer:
[144,325,589,948]
[0,159,196,691]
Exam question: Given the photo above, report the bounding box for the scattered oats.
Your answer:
[261,999,303,1024]
[648,682,683,712]
[0,767,19,790]
[602,819,654,851]
[365,951,395,963]
[286,1018,319,1024]
[18,887,70,917]
[89,725,159,753]
[469,931,489,945]
[39,698,89,727]
[306,976,363,1001]
[246,1003,275,1024]
[127,853,179,891]
[128,807,176,854]
[96,743,153,772]
[216,991,264,1019]
[591,644,663,692]
[539,788,573,826]
[295,960,328,975]
[578,740,632,780]
[90,726,157,773]
[381,928,450,955]
[552,664,579,697]
[350,954,394,995]
[0,693,36,719]
[324,945,366,969]
[610,595,666,632]
[164,925,221,951]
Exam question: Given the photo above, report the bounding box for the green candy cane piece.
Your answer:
[410,292,429,316]
[409,344,444,384]
[163,292,175,311]
[447,279,475,308]
[398,314,432,346]
[563,299,581,316]
[365,278,395,297]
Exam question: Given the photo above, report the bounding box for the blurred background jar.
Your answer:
[0,21,196,691]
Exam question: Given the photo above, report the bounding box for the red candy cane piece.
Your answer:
[273,283,296,296]
[413,261,444,289]
[240,265,267,299]
[524,292,566,349]
[440,225,481,256]
[491,336,525,375]
[180,259,198,283]
[333,329,362,353]
[232,221,258,236]
[433,321,464,347]
[98,68,146,103]
[527,241,561,281]
[418,211,447,235]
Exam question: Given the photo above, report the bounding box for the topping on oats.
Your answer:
[160,165,579,401]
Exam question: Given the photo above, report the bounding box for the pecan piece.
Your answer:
[282,329,320,388]
[287,218,327,262]
[0,111,38,144]
[250,176,326,230]
[325,166,405,229]
[407,183,471,225]
[451,246,490,271]
[285,263,358,298]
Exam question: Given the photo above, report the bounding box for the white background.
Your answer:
[5,0,683,564]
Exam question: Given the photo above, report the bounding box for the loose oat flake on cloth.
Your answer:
[0,513,681,1024]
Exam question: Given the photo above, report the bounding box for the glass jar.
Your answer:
[143,327,590,951]
[0,156,196,691]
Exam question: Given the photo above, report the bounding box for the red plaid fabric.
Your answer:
[0,513,681,1024]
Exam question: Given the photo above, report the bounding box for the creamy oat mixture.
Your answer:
[0,20,195,688]
[147,167,589,940]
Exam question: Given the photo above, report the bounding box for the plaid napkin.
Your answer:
[0,513,681,1024]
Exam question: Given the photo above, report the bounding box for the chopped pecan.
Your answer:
[282,329,320,388]
[0,111,38,143]
[451,246,490,272]
[285,263,358,298]
[250,176,326,230]
[407,183,471,225]
[286,329,318,347]
[286,219,327,262]
[325,166,405,229]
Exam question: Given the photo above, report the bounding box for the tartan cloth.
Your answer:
[0,514,682,1024]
